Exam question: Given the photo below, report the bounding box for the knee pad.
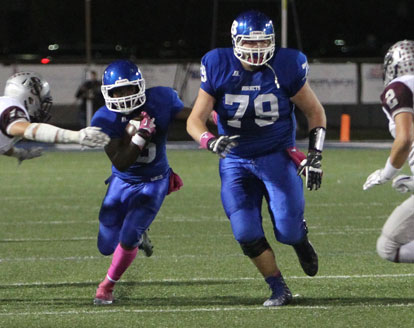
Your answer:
[376,234,399,262]
[240,237,270,258]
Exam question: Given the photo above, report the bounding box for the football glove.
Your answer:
[78,127,110,148]
[363,169,391,190]
[363,158,401,191]
[297,150,323,190]
[137,112,156,140]
[131,112,156,149]
[13,146,43,164]
[207,135,239,158]
[392,175,414,193]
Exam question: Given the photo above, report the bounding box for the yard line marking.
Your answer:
[1,273,413,287]
[1,303,414,317]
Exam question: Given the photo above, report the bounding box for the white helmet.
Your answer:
[4,72,53,122]
[383,40,414,85]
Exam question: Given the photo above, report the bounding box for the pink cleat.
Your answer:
[93,279,114,305]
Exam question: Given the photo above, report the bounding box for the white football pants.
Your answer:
[376,194,414,263]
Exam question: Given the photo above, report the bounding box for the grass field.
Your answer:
[0,147,413,328]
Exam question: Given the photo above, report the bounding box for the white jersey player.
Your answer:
[0,71,110,163]
[363,40,414,263]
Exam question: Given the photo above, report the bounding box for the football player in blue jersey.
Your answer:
[187,10,327,306]
[91,60,186,305]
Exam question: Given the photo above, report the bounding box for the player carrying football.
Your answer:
[91,60,186,305]
[187,10,327,306]
[363,40,414,263]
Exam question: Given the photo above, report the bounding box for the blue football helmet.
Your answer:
[101,60,146,114]
[231,10,275,66]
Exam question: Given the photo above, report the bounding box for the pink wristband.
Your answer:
[199,131,215,149]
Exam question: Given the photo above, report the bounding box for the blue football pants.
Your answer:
[97,175,168,255]
[220,150,306,245]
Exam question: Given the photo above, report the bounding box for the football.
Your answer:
[123,114,144,144]
[125,121,139,137]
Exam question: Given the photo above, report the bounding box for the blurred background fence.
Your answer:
[0,58,387,140]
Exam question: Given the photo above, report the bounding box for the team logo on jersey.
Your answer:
[232,71,240,77]
[121,116,128,122]
[241,85,261,91]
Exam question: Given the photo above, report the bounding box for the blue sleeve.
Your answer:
[200,50,219,97]
[288,51,308,97]
[91,111,123,139]
[169,88,184,119]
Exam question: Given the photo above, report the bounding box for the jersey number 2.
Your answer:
[225,94,279,128]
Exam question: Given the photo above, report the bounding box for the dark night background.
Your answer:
[0,0,413,63]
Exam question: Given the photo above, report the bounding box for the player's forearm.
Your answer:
[306,109,326,131]
[23,123,80,144]
[108,145,141,171]
[186,116,210,144]
[390,137,412,169]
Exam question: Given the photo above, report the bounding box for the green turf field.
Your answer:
[0,148,413,327]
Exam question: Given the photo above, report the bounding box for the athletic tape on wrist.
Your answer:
[131,134,146,149]
[24,123,60,143]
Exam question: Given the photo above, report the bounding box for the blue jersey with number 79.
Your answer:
[200,47,308,158]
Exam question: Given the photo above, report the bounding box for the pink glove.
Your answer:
[137,111,156,138]
[167,170,183,195]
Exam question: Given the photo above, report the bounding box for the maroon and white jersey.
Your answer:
[0,96,30,154]
[381,75,414,138]
[380,75,414,174]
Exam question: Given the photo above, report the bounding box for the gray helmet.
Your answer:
[4,72,53,122]
[383,40,414,85]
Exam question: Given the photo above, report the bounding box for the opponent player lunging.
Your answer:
[0,72,110,161]
[187,10,327,306]
[363,40,414,263]
[91,60,186,304]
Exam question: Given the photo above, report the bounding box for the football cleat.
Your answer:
[263,275,292,307]
[293,237,318,276]
[93,285,114,305]
[138,230,153,257]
